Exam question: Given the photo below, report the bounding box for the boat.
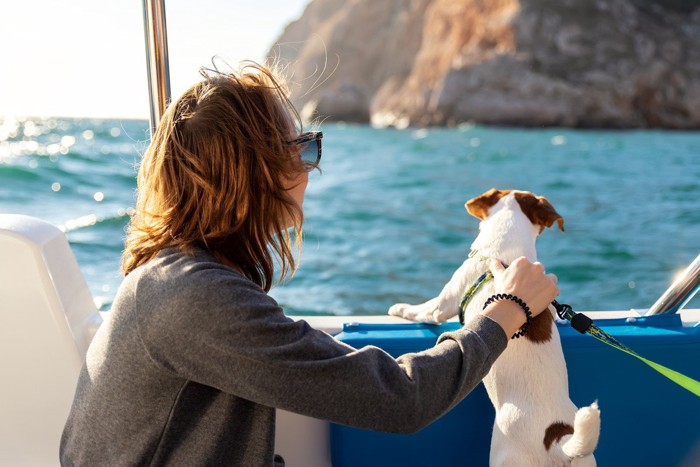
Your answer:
[1,1,698,465]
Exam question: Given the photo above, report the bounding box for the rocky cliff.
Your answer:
[268,0,700,128]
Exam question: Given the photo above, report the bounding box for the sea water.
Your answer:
[1,117,698,314]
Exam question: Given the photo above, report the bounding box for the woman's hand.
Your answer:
[481,257,560,338]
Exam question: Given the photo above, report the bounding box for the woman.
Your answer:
[60,63,559,466]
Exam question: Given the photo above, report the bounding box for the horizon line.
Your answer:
[0,114,150,122]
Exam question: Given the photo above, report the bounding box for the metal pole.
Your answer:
[645,254,700,315]
[142,0,171,137]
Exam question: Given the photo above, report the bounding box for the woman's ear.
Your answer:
[465,188,511,220]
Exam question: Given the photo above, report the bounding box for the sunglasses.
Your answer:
[289,131,323,169]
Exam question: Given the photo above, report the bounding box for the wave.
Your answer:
[59,209,133,233]
[0,164,42,181]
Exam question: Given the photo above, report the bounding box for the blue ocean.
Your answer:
[1,117,698,314]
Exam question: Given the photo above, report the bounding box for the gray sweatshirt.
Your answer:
[60,247,507,466]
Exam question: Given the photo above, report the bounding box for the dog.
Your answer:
[389,188,600,466]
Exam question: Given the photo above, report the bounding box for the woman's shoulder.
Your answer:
[133,247,252,289]
[130,247,278,316]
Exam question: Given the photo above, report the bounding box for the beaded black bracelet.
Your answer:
[482,293,533,339]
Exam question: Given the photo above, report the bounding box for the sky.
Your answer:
[0,0,310,119]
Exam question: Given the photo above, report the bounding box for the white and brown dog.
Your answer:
[389,188,600,466]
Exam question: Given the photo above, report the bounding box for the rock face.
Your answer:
[268,0,700,128]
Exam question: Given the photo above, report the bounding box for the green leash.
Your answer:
[553,301,700,397]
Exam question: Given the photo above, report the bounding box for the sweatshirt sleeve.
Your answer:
[135,260,507,434]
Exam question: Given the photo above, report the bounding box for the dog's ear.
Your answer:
[513,192,565,233]
[465,189,512,220]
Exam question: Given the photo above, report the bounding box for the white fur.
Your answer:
[389,191,600,466]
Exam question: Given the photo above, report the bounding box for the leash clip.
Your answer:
[552,300,572,320]
[552,300,592,334]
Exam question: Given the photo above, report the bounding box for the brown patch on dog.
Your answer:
[513,192,565,234]
[465,188,512,220]
[525,308,554,343]
[544,421,575,450]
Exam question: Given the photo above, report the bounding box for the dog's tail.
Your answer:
[561,401,601,460]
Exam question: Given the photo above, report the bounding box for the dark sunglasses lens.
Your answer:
[299,140,319,164]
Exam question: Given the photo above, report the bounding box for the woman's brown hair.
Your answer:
[123,62,307,291]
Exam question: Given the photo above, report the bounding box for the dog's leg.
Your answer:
[389,261,472,323]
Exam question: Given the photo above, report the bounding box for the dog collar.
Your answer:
[459,250,493,325]
[458,270,493,325]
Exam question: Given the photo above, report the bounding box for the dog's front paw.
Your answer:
[388,303,411,318]
[389,303,436,323]
[431,306,456,323]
